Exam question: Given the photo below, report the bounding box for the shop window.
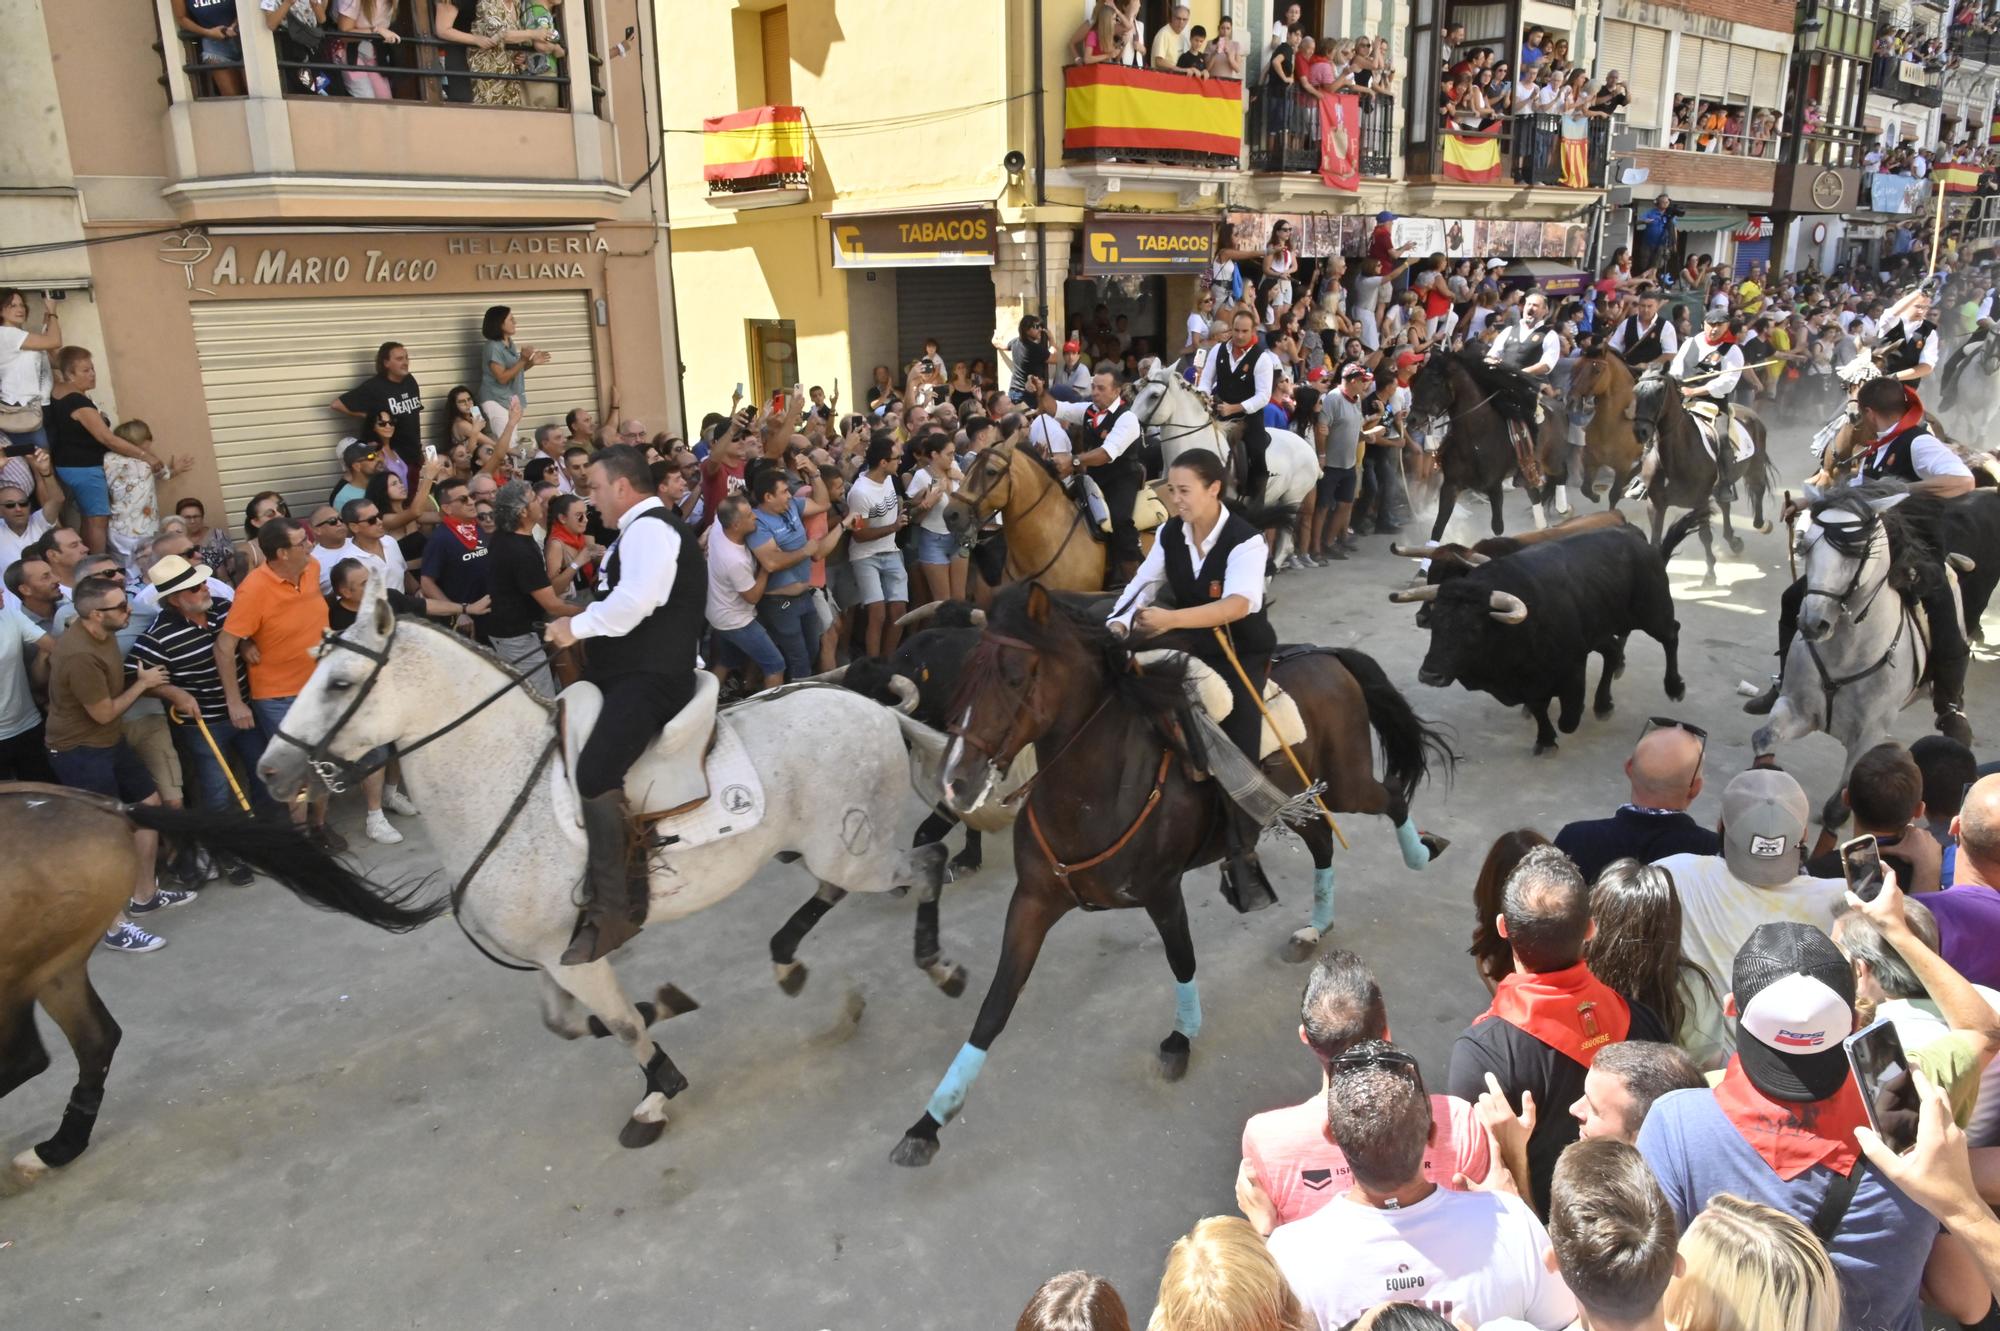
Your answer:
[748,319,799,408]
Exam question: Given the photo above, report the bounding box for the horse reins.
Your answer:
[1796,510,1913,714]
[963,442,1095,584]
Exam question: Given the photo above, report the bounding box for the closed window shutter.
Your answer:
[1726,44,1755,102]
[1753,50,1786,109]
[1599,21,1635,80]
[1698,39,1728,99]
[1628,26,1667,128]
[1672,34,1702,97]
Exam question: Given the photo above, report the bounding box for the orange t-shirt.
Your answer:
[224,557,329,699]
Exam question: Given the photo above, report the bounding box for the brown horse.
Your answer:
[0,784,439,1191]
[942,439,1113,594]
[1407,351,1565,541]
[889,583,1452,1167]
[1627,366,1777,586]
[1565,347,1643,507]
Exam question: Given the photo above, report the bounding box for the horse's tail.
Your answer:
[1326,647,1457,803]
[1658,506,1708,560]
[124,806,444,932]
[1239,501,1301,535]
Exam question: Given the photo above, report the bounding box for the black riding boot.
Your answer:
[1220,808,1278,914]
[1927,591,1974,747]
[562,791,648,965]
[1745,578,1805,715]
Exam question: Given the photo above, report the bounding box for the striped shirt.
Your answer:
[130,601,241,724]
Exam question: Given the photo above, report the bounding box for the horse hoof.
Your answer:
[1727,536,1746,555]
[949,850,982,875]
[1282,930,1321,964]
[1533,740,1558,756]
[774,960,808,996]
[1700,575,1719,590]
[6,1147,50,1192]
[1594,700,1615,719]
[1157,1031,1192,1082]
[1419,833,1451,861]
[618,1116,667,1150]
[929,961,969,998]
[654,984,700,1019]
[1756,521,1773,535]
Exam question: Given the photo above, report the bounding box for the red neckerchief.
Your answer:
[442,518,481,551]
[1483,963,1631,1067]
[1711,1056,1868,1179]
[1863,392,1928,459]
[548,521,595,579]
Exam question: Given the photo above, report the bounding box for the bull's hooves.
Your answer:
[1533,741,1558,756]
[891,1134,940,1168]
[933,964,969,999]
[1282,932,1321,964]
[1667,678,1687,702]
[1700,575,1719,589]
[1419,833,1451,861]
[1593,701,1615,719]
[889,885,910,899]
[1157,1032,1192,1083]
[775,962,808,996]
[656,984,700,1019]
[618,1116,667,1150]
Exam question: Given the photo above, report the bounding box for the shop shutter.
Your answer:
[189,290,599,517]
[894,267,999,374]
[1628,26,1668,129]
[1733,236,1771,277]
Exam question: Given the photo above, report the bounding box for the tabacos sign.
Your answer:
[1082,214,1215,275]
[829,208,997,268]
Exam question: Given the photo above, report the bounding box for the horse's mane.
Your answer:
[1440,349,1541,421]
[394,613,559,710]
[1808,486,1939,597]
[967,583,1192,736]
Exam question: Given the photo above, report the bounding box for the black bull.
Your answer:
[1397,515,1702,753]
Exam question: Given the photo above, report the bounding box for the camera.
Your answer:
[1663,204,1686,219]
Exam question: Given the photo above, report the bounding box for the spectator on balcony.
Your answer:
[330,0,400,99]
[1592,71,1630,118]
[1520,26,1546,68]
[467,0,552,106]
[1749,107,1778,159]
[1261,23,1299,154]
[262,0,331,93]
[173,0,248,98]
[1206,15,1242,79]
[1150,6,1193,73]
[1177,25,1210,73]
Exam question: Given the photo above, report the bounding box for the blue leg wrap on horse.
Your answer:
[1175,980,1203,1039]
[1311,865,1337,932]
[924,1043,988,1125]
[1396,817,1430,870]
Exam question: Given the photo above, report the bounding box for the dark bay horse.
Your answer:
[1408,351,1565,541]
[1565,347,1644,508]
[890,583,1453,1167]
[0,785,439,1191]
[1627,367,1777,585]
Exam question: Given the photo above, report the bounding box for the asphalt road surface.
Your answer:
[7,419,1989,1329]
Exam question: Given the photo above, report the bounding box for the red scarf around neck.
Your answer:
[1865,388,1927,458]
[1484,963,1631,1067]
[1711,1056,1868,1180]
[442,518,481,551]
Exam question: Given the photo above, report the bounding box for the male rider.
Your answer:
[1875,287,1941,405]
[1631,308,1742,501]
[544,444,706,963]
[1196,308,1279,505]
[1035,370,1146,585]
[1487,292,1562,378]
[1743,376,1974,745]
[1606,292,1679,369]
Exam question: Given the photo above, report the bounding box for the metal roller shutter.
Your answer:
[894,267,998,375]
[1733,236,1771,278]
[190,290,599,516]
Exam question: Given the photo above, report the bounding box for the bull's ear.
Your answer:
[1026,582,1052,625]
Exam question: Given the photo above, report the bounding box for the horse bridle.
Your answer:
[1800,512,1890,626]
[1134,379,1228,447]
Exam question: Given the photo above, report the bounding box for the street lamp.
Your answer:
[1798,2,1822,54]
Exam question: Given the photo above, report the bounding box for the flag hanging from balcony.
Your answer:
[1939,163,1983,194]
[1318,93,1361,191]
[1062,64,1243,163]
[702,105,808,182]
[1559,115,1591,189]
[1441,132,1502,184]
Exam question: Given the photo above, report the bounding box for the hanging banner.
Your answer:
[1318,93,1362,192]
[1559,115,1591,190]
[1062,65,1244,166]
[1441,132,1503,183]
[1939,163,1983,194]
[1868,174,1927,214]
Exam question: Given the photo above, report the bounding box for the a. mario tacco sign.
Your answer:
[829,208,997,268]
[1081,214,1215,275]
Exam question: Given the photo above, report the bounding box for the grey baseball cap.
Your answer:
[1720,769,1810,887]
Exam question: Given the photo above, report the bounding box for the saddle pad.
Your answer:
[549,717,765,852]
[1098,485,1169,535]
[1684,400,1752,466]
[1133,649,1306,759]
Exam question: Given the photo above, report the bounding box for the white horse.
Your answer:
[1131,361,1320,565]
[1752,490,1933,829]
[259,570,961,1150]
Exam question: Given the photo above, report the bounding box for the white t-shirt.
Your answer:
[704,530,759,632]
[1267,1188,1578,1331]
[903,466,956,535]
[1030,413,1072,458]
[316,536,408,594]
[0,603,45,741]
[0,326,52,409]
[0,510,53,570]
[1652,852,1850,1069]
[1184,310,1210,353]
[845,472,902,559]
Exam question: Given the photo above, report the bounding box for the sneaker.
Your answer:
[1319,546,1349,561]
[365,810,405,845]
[381,785,420,817]
[128,887,197,915]
[307,822,350,854]
[221,855,256,887]
[1295,552,1321,568]
[103,922,165,953]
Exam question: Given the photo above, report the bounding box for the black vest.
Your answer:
[1212,345,1265,405]
[1861,421,1930,483]
[1161,512,1276,656]
[1507,322,1553,371]
[1881,320,1936,377]
[1083,402,1142,480]
[585,506,706,682]
[1619,314,1664,366]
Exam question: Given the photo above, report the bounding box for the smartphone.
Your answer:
[422,443,438,463]
[1844,1019,1921,1154]
[733,381,744,398]
[1839,833,1884,902]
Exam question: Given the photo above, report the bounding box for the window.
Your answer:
[1666,36,1785,156]
[1598,20,1667,132]
[731,4,791,109]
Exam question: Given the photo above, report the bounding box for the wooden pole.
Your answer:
[1210,627,1348,850]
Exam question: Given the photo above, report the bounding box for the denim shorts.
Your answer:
[713,620,786,676]
[849,550,909,606]
[201,33,244,63]
[49,739,158,803]
[56,464,110,517]
[914,526,961,566]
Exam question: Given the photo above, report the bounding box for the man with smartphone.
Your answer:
[1637,905,1998,1331]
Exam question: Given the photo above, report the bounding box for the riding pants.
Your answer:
[1239,415,1272,503]
[1095,465,1144,567]
[1774,575,1968,715]
[575,670,696,800]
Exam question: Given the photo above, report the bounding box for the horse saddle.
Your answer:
[1098,483,1169,536]
[1684,400,1752,468]
[1134,650,1306,760]
[555,672,763,836]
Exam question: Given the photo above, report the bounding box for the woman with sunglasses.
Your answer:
[234,490,290,578]
[543,491,602,607]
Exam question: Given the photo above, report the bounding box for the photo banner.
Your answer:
[1318,93,1361,192]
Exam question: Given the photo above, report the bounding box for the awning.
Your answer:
[1672,211,1748,231]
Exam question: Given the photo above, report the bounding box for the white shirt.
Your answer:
[315,536,407,594]
[1652,852,1850,1068]
[904,466,957,535]
[0,603,44,742]
[573,497,681,641]
[1607,313,1680,359]
[1489,322,1561,373]
[1183,311,1210,355]
[1853,425,1971,485]
[1670,332,1744,399]
[1196,342,1276,414]
[845,472,902,559]
[1109,507,1268,630]
[1029,413,1072,458]
[0,510,53,571]
[0,326,52,409]
[1267,1188,1578,1331]
[1051,399,1143,462]
[704,529,759,632]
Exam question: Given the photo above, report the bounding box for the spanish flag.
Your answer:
[702,105,808,182]
[1990,107,2000,144]
[1442,132,1503,183]
[1063,64,1243,159]
[1939,163,1983,194]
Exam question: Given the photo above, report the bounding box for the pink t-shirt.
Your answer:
[1242,1093,1491,1228]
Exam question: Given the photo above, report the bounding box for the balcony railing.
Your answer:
[1869,54,1948,104]
[1949,24,2000,63]
[1248,89,1395,179]
[1061,64,1245,169]
[703,106,811,206]
[1408,114,1610,189]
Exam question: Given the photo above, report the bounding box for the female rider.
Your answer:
[1108,448,1277,913]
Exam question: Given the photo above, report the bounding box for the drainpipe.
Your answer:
[1032,0,1048,317]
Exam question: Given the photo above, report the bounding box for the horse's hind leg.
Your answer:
[913,878,969,998]
[1697,512,1719,588]
[12,963,121,1186]
[544,960,688,1150]
[541,971,698,1040]
[1430,480,1459,542]
[1284,819,1338,964]
[1487,485,1507,536]
[1718,482,1744,555]
[1145,885,1201,1083]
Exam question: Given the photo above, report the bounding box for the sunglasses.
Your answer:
[0,500,27,509]
[1332,1045,1422,1076]
[353,512,383,525]
[98,601,131,615]
[315,518,345,528]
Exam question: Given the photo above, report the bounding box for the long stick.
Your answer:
[1210,626,1348,850]
[1928,173,1948,281]
[173,710,252,814]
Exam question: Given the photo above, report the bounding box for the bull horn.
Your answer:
[895,603,942,630]
[1460,551,1492,566]
[803,664,851,684]
[1389,542,1440,558]
[885,674,920,714]
[968,608,987,626]
[1388,584,1442,604]
[1487,591,1530,624]
[1949,552,1977,574]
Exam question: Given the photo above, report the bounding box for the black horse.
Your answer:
[1407,351,1565,541]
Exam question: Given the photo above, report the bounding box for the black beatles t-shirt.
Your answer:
[483,530,553,639]
[339,373,425,474]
